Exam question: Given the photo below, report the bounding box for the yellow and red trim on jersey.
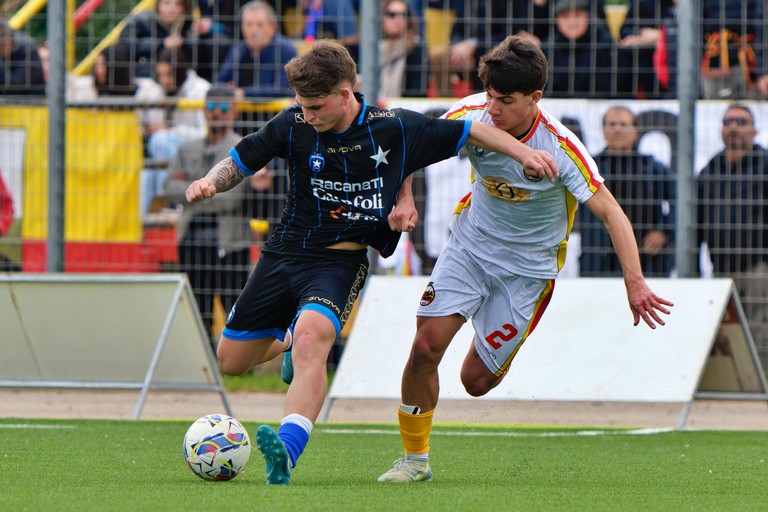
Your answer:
[444,101,488,120]
[539,116,601,193]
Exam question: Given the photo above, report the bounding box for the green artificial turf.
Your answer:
[3,419,766,511]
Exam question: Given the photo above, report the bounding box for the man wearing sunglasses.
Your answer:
[162,86,256,346]
[697,104,768,355]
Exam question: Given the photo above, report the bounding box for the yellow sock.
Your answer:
[398,407,434,455]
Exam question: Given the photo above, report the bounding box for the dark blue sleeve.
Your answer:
[400,109,470,173]
[230,110,290,175]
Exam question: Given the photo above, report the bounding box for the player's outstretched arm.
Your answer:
[584,186,674,329]
[185,156,247,204]
[465,121,559,181]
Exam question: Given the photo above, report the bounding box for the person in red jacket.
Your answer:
[0,171,17,271]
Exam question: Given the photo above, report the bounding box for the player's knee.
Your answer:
[409,332,442,371]
[460,365,500,397]
[461,378,494,397]
[217,349,249,376]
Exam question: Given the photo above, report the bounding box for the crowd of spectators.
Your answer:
[2,1,768,101]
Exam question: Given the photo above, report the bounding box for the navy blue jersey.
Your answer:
[230,94,471,257]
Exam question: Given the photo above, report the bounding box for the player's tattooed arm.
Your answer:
[185,156,246,203]
[205,157,246,193]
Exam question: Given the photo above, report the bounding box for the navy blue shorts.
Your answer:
[222,241,368,341]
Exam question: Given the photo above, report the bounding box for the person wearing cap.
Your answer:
[542,0,631,98]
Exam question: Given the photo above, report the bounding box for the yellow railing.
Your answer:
[72,0,156,76]
[8,0,47,30]
[10,0,76,70]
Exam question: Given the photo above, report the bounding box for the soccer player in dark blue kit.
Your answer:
[185,40,558,485]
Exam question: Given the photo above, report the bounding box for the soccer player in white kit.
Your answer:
[378,35,674,483]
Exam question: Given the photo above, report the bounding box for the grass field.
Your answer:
[3,418,767,511]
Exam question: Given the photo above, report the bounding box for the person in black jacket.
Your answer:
[0,20,45,95]
[578,106,674,277]
[542,0,631,98]
[698,103,768,358]
[116,0,196,80]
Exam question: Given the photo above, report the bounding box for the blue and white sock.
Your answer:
[278,413,313,468]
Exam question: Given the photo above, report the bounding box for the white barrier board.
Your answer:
[0,273,231,419]
[330,276,761,403]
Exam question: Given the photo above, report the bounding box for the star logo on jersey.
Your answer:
[309,152,325,173]
[369,146,390,168]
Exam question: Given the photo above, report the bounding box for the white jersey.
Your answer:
[444,93,603,279]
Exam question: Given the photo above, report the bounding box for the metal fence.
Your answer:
[2,0,768,369]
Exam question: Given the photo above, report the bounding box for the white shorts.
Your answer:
[417,236,555,376]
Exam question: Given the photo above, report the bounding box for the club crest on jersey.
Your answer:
[420,282,436,306]
[309,152,325,173]
[523,171,543,183]
[226,303,236,324]
[294,113,306,124]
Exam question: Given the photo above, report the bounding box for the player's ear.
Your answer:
[530,90,543,104]
[339,85,355,104]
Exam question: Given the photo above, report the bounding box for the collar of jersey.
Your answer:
[354,92,368,126]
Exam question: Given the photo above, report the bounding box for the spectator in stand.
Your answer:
[302,0,359,54]
[378,0,429,100]
[117,0,196,81]
[162,86,254,344]
[697,104,768,355]
[627,0,768,99]
[193,0,243,82]
[577,106,674,277]
[217,1,297,98]
[67,45,145,102]
[428,1,550,97]
[135,47,211,216]
[0,19,45,95]
[541,0,630,98]
[136,47,211,162]
[611,0,676,98]
[0,170,17,271]
[699,0,767,99]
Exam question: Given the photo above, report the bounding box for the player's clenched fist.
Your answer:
[186,178,217,203]
[522,149,559,182]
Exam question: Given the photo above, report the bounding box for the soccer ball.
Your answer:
[183,414,251,481]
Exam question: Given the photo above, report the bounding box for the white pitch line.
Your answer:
[319,427,674,438]
[0,424,77,429]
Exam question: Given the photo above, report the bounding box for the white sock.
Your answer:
[399,404,421,415]
[281,413,313,435]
